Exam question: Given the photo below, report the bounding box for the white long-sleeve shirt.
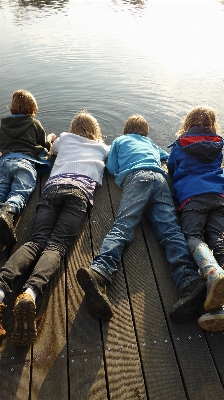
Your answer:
[50,132,110,185]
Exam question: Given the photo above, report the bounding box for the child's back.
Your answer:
[167,106,224,332]
[0,89,54,247]
[76,114,206,323]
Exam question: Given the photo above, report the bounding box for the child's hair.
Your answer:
[176,106,221,137]
[69,110,102,141]
[123,115,149,137]
[9,89,38,116]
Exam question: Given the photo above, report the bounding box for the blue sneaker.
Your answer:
[198,306,224,332]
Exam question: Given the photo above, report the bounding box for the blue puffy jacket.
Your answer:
[167,126,224,203]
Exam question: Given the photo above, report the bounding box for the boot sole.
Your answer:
[204,275,224,311]
[198,314,224,332]
[170,280,207,323]
[11,299,37,346]
[0,217,17,247]
[76,268,113,320]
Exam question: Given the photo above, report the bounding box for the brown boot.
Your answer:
[0,303,6,338]
[76,268,113,320]
[0,205,17,247]
[11,293,37,346]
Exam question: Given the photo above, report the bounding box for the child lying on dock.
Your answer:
[76,114,206,322]
[0,110,109,346]
[0,89,54,247]
[167,105,224,332]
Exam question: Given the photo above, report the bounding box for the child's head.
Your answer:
[123,115,149,137]
[177,106,221,136]
[69,110,102,141]
[9,89,38,116]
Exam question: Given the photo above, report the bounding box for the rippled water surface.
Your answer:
[0,0,224,148]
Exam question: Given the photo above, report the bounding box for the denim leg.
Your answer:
[25,185,87,295]
[91,171,155,282]
[3,159,37,214]
[0,242,42,293]
[0,158,14,203]
[144,173,200,291]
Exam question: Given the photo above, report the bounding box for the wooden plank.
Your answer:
[142,219,224,400]
[204,330,224,387]
[0,354,30,400]
[30,259,68,400]
[0,174,43,400]
[106,172,186,399]
[31,163,68,399]
[66,212,108,399]
[90,172,147,399]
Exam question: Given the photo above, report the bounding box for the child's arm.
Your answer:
[158,147,169,161]
[105,142,119,175]
[167,148,176,177]
[46,133,57,154]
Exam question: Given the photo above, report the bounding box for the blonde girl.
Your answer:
[0,110,109,345]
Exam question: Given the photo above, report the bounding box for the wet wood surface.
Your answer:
[0,168,224,400]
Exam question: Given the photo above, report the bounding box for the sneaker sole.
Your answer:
[204,275,224,311]
[170,280,207,323]
[11,299,37,346]
[77,268,113,320]
[198,314,224,332]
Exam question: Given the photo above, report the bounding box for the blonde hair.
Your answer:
[177,106,221,137]
[9,89,38,116]
[69,110,102,141]
[123,114,148,137]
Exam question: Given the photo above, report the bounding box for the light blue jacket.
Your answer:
[106,133,169,187]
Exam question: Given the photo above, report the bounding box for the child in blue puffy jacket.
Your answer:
[167,105,224,332]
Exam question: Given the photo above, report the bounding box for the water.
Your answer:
[0,0,224,149]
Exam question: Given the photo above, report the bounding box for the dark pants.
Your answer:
[181,193,224,268]
[0,184,88,296]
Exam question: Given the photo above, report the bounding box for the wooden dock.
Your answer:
[0,166,224,400]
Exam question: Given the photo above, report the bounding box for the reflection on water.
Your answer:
[0,0,224,147]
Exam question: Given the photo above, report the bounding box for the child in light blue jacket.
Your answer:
[77,114,206,322]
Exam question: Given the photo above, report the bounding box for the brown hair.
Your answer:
[69,110,102,141]
[123,115,149,137]
[176,106,221,137]
[9,89,38,116]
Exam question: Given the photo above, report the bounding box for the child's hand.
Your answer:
[47,133,57,144]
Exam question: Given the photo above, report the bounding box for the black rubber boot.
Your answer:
[170,278,207,323]
[76,268,113,320]
[0,204,17,247]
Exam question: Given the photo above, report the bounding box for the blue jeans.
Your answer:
[91,170,200,291]
[181,193,224,268]
[0,157,37,214]
[0,184,88,296]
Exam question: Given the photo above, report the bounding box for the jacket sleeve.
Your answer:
[34,119,51,151]
[158,147,169,161]
[167,147,176,177]
[52,137,60,154]
[106,141,119,176]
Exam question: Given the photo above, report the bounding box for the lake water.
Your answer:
[0,0,224,149]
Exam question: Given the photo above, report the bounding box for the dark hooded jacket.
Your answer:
[167,126,224,204]
[0,115,51,171]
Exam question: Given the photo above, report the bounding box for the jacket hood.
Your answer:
[168,127,224,164]
[1,115,34,138]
